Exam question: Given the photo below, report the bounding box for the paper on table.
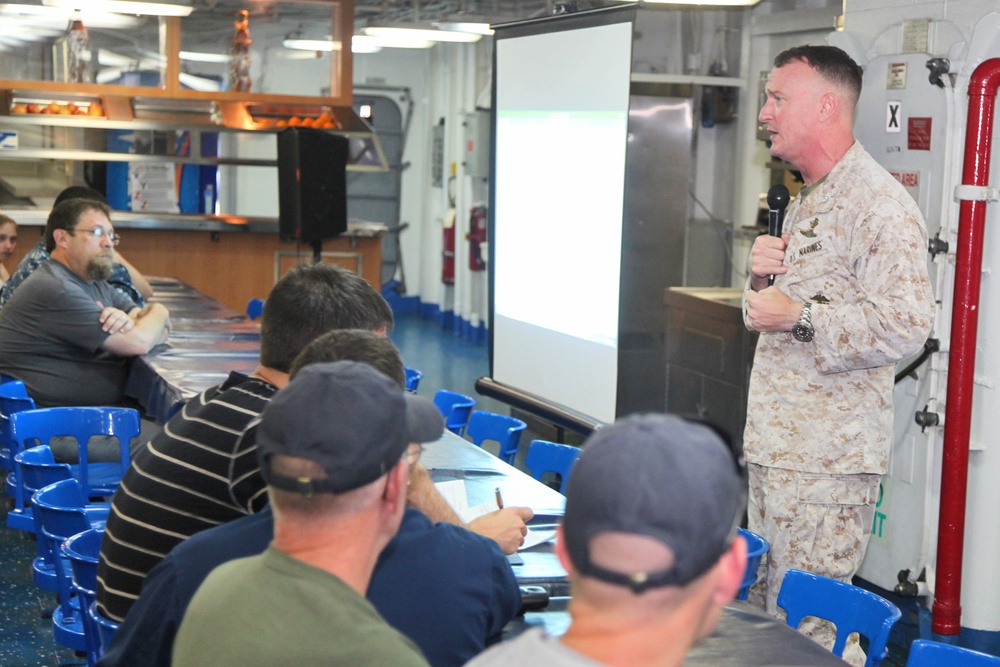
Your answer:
[433,479,556,551]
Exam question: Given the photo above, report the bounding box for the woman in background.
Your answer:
[0,214,18,285]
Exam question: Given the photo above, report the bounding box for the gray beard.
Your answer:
[87,255,113,281]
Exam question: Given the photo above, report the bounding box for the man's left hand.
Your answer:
[745,287,800,332]
[97,302,136,334]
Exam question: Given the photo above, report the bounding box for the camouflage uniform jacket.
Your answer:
[743,141,934,475]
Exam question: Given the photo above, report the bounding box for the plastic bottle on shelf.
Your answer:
[67,19,89,84]
[228,10,252,92]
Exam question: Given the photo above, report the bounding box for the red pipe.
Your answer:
[932,58,1000,636]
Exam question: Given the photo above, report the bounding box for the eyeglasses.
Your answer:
[71,227,121,246]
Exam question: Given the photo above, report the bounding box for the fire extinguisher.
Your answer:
[442,208,456,285]
[467,205,487,271]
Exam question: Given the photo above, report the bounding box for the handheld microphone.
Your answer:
[766,184,790,287]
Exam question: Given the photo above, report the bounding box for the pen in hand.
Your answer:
[495,486,504,509]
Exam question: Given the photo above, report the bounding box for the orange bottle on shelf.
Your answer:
[228,10,252,93]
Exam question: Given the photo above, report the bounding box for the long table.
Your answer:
[126,277,261,424]
[511,598,848,665]
[126,279,569,594]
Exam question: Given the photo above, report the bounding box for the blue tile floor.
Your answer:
[0,516,60,666]
[389,313,506,415]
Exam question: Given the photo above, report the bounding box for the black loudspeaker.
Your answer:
[277,128,349,244]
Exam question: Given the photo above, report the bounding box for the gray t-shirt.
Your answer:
[0,259,136,407]
[466,628,604,667]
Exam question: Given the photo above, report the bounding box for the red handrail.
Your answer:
[933,57,1000,635]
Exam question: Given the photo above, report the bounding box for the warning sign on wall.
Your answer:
[908,117,932,150]
[890,170,921,205]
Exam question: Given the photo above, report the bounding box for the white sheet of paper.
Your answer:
[433,479,556,551]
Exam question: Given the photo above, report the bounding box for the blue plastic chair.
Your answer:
[0,377,29,472]
[15,445,74,594]
[906,639,1000,666]
[777,569,902,667]
[525,440,579,493]
[465,410,528,465]
[1,388,38,531]
[33,479,111,654]
[89,601,120,658]
[404,367,423,392]
[433,389,477,435]
[246,298,265,320]
[64,528,105,666]
[736,528,769,601]
[10,407,139,503]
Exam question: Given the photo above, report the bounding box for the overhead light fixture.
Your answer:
[42,0,194,17]
[282,38,339,52]
[0,3,141,27]
[283,36,391,54]
[434,21,494,36]
[629,0,761,5]
[363,24,482,43]
[179,50,230,63]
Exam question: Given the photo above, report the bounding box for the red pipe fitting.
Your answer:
[933,58,1000,636]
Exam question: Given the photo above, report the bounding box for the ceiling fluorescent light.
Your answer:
[283,38,337,52]
[283,35,403,53]
[633,0,761,5]
[0,3,141,27]
[434,21,494,36]
[179,50,230,63]
[363,25,481,43]
[350,36,382,54]
[42,0,194,17]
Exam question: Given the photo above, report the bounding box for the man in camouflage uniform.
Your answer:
[743,45,934,665]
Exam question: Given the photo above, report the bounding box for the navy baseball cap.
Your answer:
[563,413,746,593]
[257,361,443,495]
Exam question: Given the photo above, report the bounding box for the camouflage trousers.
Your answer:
[746,463,880,667]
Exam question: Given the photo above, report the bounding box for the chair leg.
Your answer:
[36,593,55,618]
[50,648,87,667]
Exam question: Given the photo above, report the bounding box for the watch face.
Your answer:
[792,323,814,342]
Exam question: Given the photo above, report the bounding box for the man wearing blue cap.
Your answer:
[172,361,444,666]
[468,414,748,667]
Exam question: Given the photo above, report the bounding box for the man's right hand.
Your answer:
[468,506,534,554]
[749,233,789,291]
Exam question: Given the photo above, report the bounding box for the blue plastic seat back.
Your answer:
[34,479,109,637]
[404,367,423,392]
[433,389,477,435]
[777,569,902,667]
[246,298,265,320]
[736,528,770,601]
[466,411,528,465]
[16,444,73,498]
[11,406,139,499]
[89,601,121,657]
[64,527,104,665]
[905,639,1000,666]
[0,382,34,476]
[525,440,580,493]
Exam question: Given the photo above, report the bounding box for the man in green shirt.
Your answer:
[171,361,444,666]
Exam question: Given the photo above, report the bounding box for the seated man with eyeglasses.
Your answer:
[0,197,170,408]
[0,185,154,310]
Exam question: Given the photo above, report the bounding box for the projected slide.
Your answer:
[492,18,633,424]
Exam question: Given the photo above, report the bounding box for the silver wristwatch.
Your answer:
[792,302,814,342]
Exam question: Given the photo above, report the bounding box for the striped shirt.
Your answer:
[96,372,276,622]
